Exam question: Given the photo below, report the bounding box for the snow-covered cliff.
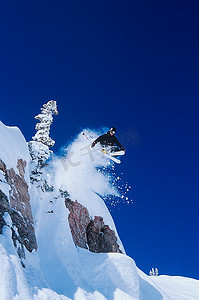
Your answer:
[0,120,198,300]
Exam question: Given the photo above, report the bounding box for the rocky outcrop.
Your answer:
[86,216,122,253]
[65,198,90,249]
[0,158,37,264]
[65,198,122,254]
[0,190,8,233]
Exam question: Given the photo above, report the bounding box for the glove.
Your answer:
[91,142,96,148]
[121,147,125,151]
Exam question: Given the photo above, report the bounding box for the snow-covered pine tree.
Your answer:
[28,100,58,187]
[149,268,159,276]
[149,268,155,276]
[155,268,159,276]
[32,100,58,147]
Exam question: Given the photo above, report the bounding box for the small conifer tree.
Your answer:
[149,268,159,276]
[28,100,58,186]
[32,100,58,147]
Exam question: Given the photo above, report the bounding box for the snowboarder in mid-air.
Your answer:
[91,127,125,153]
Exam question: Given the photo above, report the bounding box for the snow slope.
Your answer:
[151,275,199,300]
[0,121,30,176]
[0,122,199,300]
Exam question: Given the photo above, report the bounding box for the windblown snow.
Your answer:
[0,122,199,300]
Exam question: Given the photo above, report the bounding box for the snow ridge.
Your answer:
[0,122,199,300]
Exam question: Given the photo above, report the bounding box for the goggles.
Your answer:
[110,130,116,134]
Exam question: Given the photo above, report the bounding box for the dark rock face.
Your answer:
[65,198,90,249]
[65,198,122,254]
[0,158,37,263]
[86,216,122,253]
[0,190,8,234]
[0,159,6,173]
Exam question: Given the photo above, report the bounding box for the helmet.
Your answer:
[109,127,116,134]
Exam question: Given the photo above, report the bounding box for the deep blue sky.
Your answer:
[1,1,199,279]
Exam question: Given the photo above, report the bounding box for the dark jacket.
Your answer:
[92,132,124,149]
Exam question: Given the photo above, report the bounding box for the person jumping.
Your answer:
[91,127,125,153]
